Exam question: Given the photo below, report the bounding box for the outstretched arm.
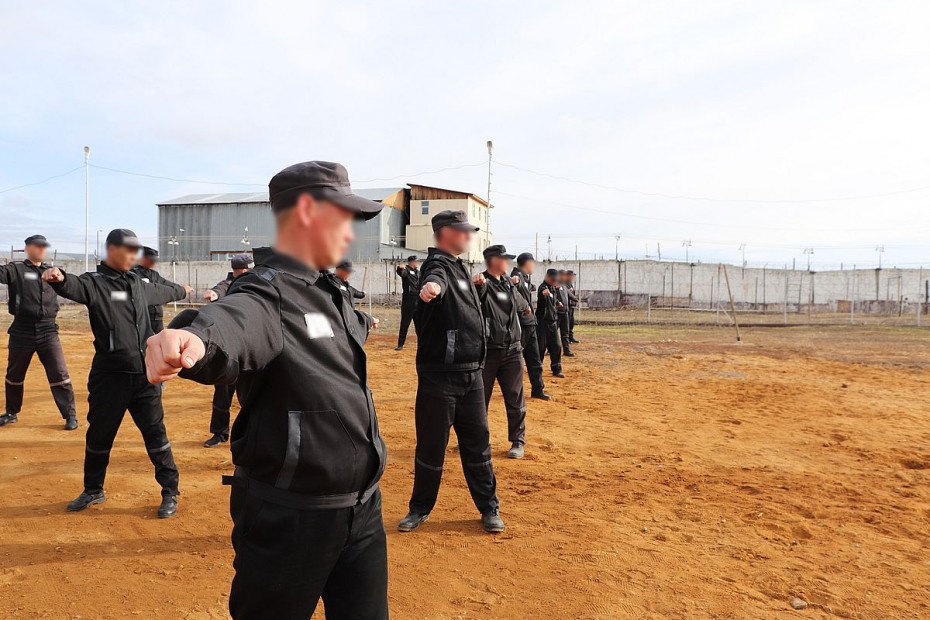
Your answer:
[147,276,284,385]
[43,268,93,305]
[144,280,190,306]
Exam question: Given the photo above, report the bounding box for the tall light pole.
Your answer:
[804,247,814,271]
[682,239,692,263]
[739,243,747,268]
[486,140,493,228]
[615,234,621,261]
[876,245,885,269]
[83,146,90,273]
[96,229,103,262]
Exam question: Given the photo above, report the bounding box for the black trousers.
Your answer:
[558,313,573,355]
[397,295,417,348]
[83,370,179,497]
[568,307,576,340]
[519,323,545,394]
[229,486,388,620]
[5,330,75,418]
[537,321,563,374]
[210,384,236,437]
[409,370,499,516]
[482,348,526,445]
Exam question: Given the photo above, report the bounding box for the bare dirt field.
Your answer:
[2,307,930,619]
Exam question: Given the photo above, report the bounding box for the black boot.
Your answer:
[158,495,178,519]
[0,412,18,427]
[482,511,506,533]
[64,415,78,431]
[67,491,106,512]
[397,512,429,532]
[203,433,228,448]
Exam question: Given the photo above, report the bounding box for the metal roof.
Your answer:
[157,188,405,206]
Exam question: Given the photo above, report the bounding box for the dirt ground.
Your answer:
[2,307,930,619]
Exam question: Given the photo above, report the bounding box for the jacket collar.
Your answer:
[97,262,130,279]
[427,247,461,262]
[254,246,322,285]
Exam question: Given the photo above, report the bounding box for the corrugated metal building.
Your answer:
[157,188,421,262]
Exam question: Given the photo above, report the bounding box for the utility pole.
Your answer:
[83,146,90,273]
[739,243,746,268]
[615,234,620,261]
[875,245,884,269]
[682,239,692,263]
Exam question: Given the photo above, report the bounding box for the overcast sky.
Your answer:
[2,1,929,269]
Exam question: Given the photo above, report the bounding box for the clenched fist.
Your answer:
[472,273,486,287]
[42,267,64,282]
[183,284,193,295]
[541,288,551,297]
[203,290,218,302]
[420,282,441,303]
[511,275,521,285]
[145,328,206,384]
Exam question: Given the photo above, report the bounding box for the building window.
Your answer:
[420,200,429,215]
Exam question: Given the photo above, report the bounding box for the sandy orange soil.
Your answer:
[1,308,930,619]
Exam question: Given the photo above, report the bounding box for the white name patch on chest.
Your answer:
[111,291,129,302]
[456,279,470,291]
[24,272,39,281]
[141,277,150,283]
[304,312,335,339]
[496,291,509,302]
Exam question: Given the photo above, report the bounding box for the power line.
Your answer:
[495,161,930,204]
[89,164,266,186]
[0,166,83,194]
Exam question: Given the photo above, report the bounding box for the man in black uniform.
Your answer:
[565,270,580,343]
[398,209,505,535]
[146,161,388,619]
[394,255,419,350]
[477,245,529,459]
[201,253,253,449]
[42,229,190,518]
[556,270,575,358]
[511,252,549,401]
[0,235,77,430]
[537,268,565,378]
[334,260,366,304]
[132,246,174,334]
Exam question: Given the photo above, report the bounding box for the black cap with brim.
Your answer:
[24,235,49,247]
[269,161,384,221]
[407,255,419,262]
[336,261,354,272]
[106,228,143,249]
[431,209,479,233]
[483,244,516,260]
[142,246,159,258]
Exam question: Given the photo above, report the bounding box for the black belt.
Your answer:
[222,468,378,510]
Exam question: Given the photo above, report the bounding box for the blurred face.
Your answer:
[335,268,351,281]
[486,256,510,276]
[545,273,556,285]
[520,259,536,275]
[436,227,472,256]
[140,256,157,269]
[567,273,576,283]
[25,244,48,263]
[106,244,140,272]
[232,267,250,277]
[287,194,355,268]
[408,260,419,270]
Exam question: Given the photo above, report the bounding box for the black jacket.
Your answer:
[131,265,174,327]
[50,263,187,373]
[478,271,524,352]
[414,247,486,372]
[536,281,560,324]
[510,267,537,326]
[556,284,570,315]
[396,265,420,296]
[335,276,365,301]
[566,282,579,308]
[171,247,384,503]
[0,261,60,332]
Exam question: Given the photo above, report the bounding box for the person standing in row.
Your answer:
[537,268,565,378]
[334,260,366,305]
[0,235,77,430]
[43,229,191,518]
[146,161,389,619]
[511,252,549,401]
[477,245,529,459]
[201,253,253,449]
[398,210,504,534]
[556,270,575,358]
[565,269,580,344]
[394,255,419,351]
[132,246,173,334]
